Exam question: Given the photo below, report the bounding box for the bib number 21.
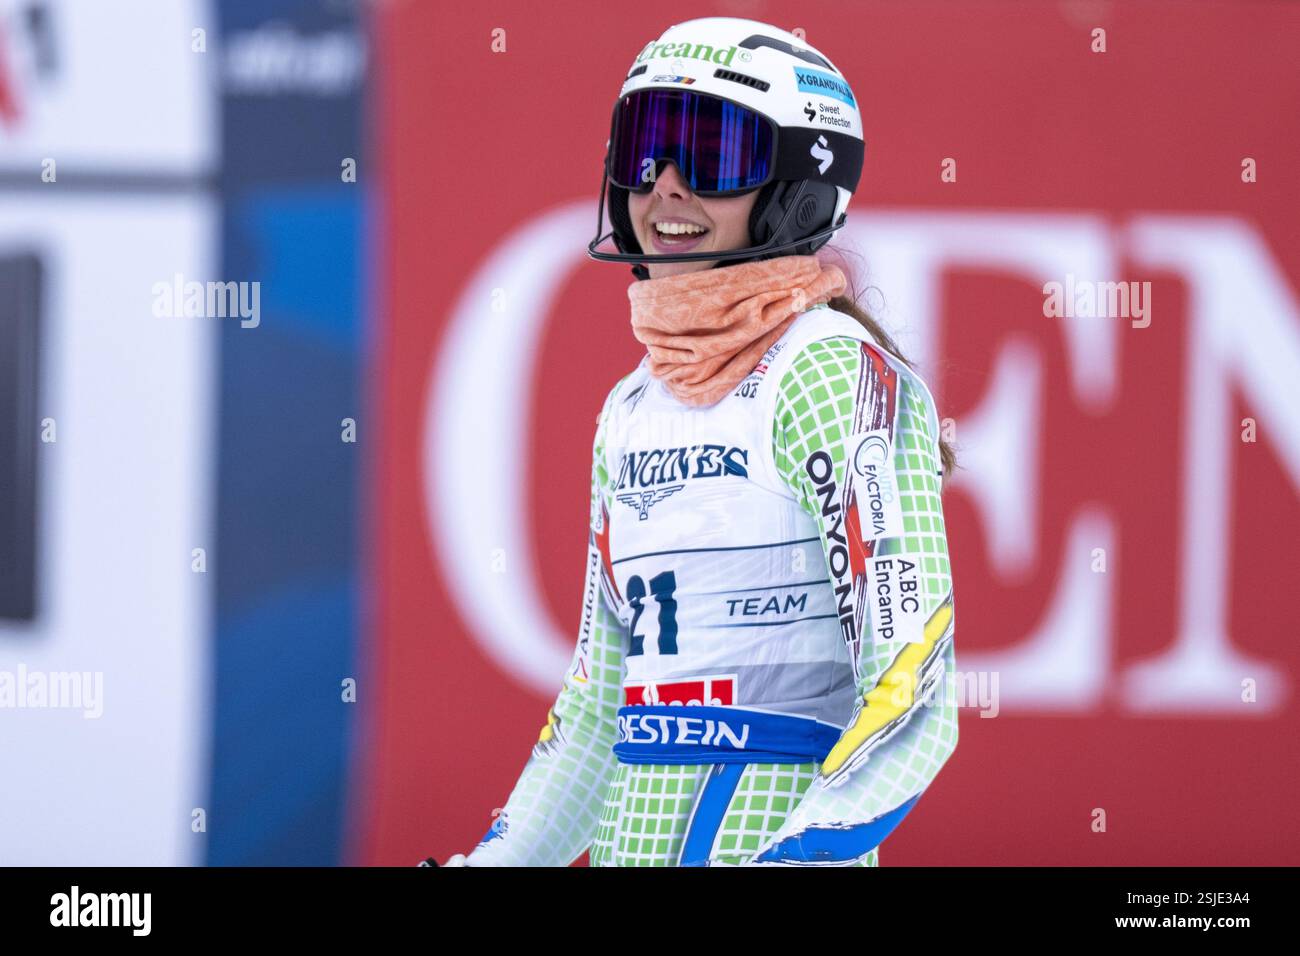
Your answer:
[626,569,678,657]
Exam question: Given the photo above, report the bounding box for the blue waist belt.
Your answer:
[612,704,842,765]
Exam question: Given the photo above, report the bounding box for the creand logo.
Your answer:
[427,202,1298,714]
[617,710,750,749]
[636,40,738,67]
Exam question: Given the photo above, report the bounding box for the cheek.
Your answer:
[716,194,758,243]
[627,193,649,233]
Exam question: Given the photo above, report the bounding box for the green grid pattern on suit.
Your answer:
[591,762,835,866]
[471,334,956,866]
[463,376,631,867]
[591,763,708,866]
[713,763,818,860]
[772,336,953,695]
[755,335,958,862]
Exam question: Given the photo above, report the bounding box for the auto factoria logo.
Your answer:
[636,40,739,67]
[847,429,902,541]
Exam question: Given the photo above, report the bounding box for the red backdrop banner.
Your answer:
[360,0,1300,865]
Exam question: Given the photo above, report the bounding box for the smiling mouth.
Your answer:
[652,221,710,245]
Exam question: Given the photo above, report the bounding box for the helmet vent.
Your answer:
[737,35,835,71]
[712,68,770,92]
[795,195,819,228]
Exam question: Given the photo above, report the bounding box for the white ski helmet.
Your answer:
[588,17,865,279]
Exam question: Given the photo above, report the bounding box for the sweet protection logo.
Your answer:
[810,135,834,174]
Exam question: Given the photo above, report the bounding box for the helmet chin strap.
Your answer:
[635,257,735,282]
[589,172,842,281]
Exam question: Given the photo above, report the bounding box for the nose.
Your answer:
[652,160,693,199]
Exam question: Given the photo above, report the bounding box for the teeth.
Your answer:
[655,222,707,236]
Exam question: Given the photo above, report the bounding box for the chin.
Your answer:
[649,261,715,279]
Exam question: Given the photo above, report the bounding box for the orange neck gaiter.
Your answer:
[628,255,848,407]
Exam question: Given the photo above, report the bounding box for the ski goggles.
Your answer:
[607,88,777,196]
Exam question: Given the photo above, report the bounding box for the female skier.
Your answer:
[443,16,958,867]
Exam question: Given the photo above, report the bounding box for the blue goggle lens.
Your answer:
[608,89,775,195]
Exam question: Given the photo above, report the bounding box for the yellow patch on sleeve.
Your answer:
[821,591,954,778]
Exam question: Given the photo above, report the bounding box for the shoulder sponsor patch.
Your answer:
[866,554,926,645]
[844,428,903,541]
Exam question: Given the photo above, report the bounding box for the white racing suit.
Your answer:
[465,305,958,866]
